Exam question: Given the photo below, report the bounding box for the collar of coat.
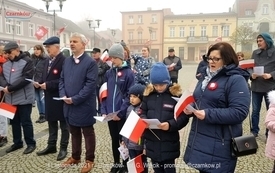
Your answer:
[144,83,182,97]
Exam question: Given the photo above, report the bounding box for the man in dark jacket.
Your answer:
[0,42,36,154]
[60,33,98,173]
[163,48,182,83]
[36,36,69,161]
[92,48,109,115]
[250,33,275,138]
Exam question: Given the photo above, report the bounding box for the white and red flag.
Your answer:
[57,25,67,35]
[35,26,48,40]
[215,36,222,42]
[127,154,144,173]
[0,103,17,119]
[99,82,107,103]
[100,51,112,67]
[119,110,147,143]
[174,90,195,119]
[239,59,254,69]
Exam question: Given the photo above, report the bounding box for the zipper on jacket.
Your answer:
[23,88,27,99]
[9,62,13,104]
[221,126,225,145]
[112,68,118,112]
[190,95,202,152]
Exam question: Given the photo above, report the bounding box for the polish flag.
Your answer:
[0,103,17,119]
[120,110,147,143]
[35,26,48,40]
[100,51,112,67]
[127,154,144,173]
[174,90,195,119]
[239,59,254,69]
[215,36,222,42]
[99,82,107,103]
[57,25,67,35]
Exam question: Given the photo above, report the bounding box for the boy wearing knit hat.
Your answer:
[140,62,189,173]
[101,43,135,173]
[122,84,148,173]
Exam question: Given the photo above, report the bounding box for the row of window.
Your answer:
[128,14,157,24]
[128,31,157,40]
[0,17,50,38]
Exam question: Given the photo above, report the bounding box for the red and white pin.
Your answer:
[53,69,58,74]
[208,82,218,90]
[117,71,122,77]
[11,68,15,72]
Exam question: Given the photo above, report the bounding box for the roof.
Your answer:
[164,12,237,19]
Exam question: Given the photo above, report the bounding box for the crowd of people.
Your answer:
[0,32,274,173]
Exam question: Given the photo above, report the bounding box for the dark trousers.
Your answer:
[108,120,125,164]
[96,86,101,114]
[10,104,36,147]
[129,149,148,173]
[151,159,176,173]
[69,124,96,161]
[48,120,69,150]
[251,91,269,136]
[171,78,178,84]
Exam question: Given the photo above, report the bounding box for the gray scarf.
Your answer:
[201,67,222,91]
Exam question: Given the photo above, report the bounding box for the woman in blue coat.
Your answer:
[183,42,251,173]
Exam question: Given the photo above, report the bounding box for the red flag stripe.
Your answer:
[175,96,195,118]
[239,63,254,69]
[100,90,107,103]
[129,119,147,143]
[135,154,144,173]
[0,103,16,113]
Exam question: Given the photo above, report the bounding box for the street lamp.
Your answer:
[148,27,153,49]
[42,0,66,36]
[87,19,101,48]
[111,29,116,43]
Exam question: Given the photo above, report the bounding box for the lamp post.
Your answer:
[87,19,101,48]
[42,0,66,36]
[111,29,116,43]
[148,27,153,49]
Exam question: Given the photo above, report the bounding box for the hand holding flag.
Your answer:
[127,154,144,173]
[174,90,196,119]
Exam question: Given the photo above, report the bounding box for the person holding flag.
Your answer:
[183,42,251,173]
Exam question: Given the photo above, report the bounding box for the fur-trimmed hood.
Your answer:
[143,83,182,97]
[268,90,275,105]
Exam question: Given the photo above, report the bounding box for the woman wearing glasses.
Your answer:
[183,42,251,173]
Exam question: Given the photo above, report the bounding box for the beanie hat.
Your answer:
[4,42,19,51]
[120,40,126,48]
[108,43,124,60]
[150,62,171,84]
[128,84,146,101]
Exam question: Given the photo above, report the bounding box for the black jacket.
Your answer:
[32,54,49,83]
[96,59,109,87]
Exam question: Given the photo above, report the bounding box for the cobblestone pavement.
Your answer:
[0,63,272,173]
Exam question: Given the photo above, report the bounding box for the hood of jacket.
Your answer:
[258,33,274,49]
[10,51,27,62]
[144,83,182,97]
[221,64,250,81]
[268,90,275,106]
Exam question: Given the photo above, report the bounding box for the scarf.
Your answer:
[201,67,222,91]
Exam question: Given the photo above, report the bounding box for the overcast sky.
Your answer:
[17,0,236,31]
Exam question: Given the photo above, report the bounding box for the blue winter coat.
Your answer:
[183,64,250,173]
[101,61,135,119]
[59,52,98,127]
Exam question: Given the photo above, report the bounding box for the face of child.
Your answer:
[153,84,168,93]
[130,94,141,106]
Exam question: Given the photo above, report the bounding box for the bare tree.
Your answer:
[230,25,258,51]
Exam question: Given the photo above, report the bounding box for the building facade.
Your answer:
[121,8,173,61]
[163,12,237,61]
[233,0,275,52]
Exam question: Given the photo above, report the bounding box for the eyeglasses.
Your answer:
[206,57,222,62]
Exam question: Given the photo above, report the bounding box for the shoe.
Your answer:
[37,146,57,156]
[60,157,80,168]
[36,114,46,123]
[81,160,94,173]
[23,146,36,154]
[109,165,120,173]
[6,144,23,153]
[0,137,8,147]
[57,150,67,161]
[38,117,46,123]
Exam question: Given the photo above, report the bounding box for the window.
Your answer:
[244,22,253,29]
[222,25,230,37]
[179,47,184,60]
[263,4,268,14]
[129,32,133,40]
[138,32,142,43]
[245,10,252,16]
[169,27,175,37]
[138,15,143,24]
[152,14,157,23]
[29,23,34,37]
[129,16,134,24]
[5,19,13,34]
[212,26,218,36]
[151,31,156,40]
[179,27,184,37]
[201,26,206,37]
[15,21,22,35]
[189,27,195,36]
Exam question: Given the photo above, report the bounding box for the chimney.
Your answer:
[147,7,152,11]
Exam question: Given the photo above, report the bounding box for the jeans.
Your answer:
[251,91,269,135]
[35,89,45,115]
[10,104,36,147]
[0,115,8,136]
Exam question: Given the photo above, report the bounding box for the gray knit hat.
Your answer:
[108,43,124,60]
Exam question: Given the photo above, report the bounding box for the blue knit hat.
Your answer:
[150,62,171,84]
[128,84,146,101]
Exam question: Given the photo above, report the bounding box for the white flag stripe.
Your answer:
[99,82,107,94]
[120,111,140,138]
[127,158,138,173]
[0,109,15,119]
[239,59,254,65]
